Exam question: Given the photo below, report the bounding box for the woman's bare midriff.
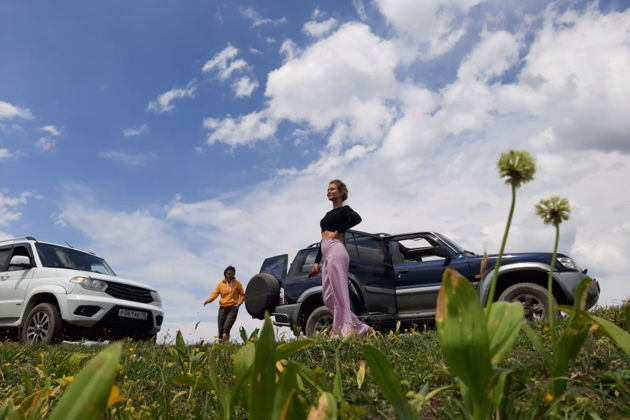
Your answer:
[321,230,343,241]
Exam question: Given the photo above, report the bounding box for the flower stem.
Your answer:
[486,184,516,318]
[547,224,559,334]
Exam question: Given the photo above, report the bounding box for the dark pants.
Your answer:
[218,306,239,341]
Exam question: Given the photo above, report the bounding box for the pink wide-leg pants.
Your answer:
[321,237,371,338]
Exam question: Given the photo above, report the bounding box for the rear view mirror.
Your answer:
[9,255,32,268]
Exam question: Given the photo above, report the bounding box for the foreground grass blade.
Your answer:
[586,313,630,356]
[49,342,122,420]
[276,339,314,360]
[487,301,524,364]
[250,313,277,420]
[362,344,418,420]
[552,277,593,396]
[436,269,491,395]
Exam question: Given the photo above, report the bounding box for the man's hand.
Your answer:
[308,263,320,278]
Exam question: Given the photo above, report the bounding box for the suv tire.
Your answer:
[498,282,559,321]
[304,305,333,337]
[245,273,280,319]
[21,303,63,345]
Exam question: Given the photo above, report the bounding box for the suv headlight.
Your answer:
[150,290,162,307]
[70,276,108,292]
[557,257,581,271]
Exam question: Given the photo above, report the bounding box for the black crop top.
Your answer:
[314,206,362,264]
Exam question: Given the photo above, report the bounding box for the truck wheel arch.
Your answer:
[491,268,568,306]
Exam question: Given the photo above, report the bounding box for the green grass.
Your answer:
[1,304,628,419]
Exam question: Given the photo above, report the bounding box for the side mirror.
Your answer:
[434,246,451,260]
[9,255,32,268]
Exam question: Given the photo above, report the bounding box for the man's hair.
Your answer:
[224,265,236,277]
[329,179,348,201]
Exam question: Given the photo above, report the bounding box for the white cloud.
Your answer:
[240,7,287,27]
[40,125,62,136]
[352,0,369,21]
[100,151,156,166]
[147,83,196,113]
[500,6,630,153]
[35,137,56,152]
[0,148,13,160]
[303,17,338,38]
[123,124,149,137]
[279,40,298,61]
[0,100,32,120]
[374,0,486,57]
[0,191,31,227]
[233,76,259,97]
[204,111,276,146]
[202,44,239,73]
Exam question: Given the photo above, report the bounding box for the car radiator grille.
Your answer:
[105,281,153,304]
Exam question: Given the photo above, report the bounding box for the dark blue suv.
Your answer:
[245,230,600,336]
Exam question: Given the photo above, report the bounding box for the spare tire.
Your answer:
[245,273,280,319]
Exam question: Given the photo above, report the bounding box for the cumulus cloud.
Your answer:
[40,125,62,136]
[233,76,259,97]
[0,148,13,160]
[35,137,56,152]
[202,44,248,80]
[500,6,630,153]
[0,100,33,120]
[0,191,31,227]
[303,17,338,37]
[204,111,276,146]
[240,7,287,27]
[374,0,486,57]
[100,151,156,166]
[123,124,149,137]
[147,83,196,113]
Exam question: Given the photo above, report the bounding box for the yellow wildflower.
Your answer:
[544,393,554,402]
[107,385,125,407]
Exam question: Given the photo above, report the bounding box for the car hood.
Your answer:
[35,267,158,292]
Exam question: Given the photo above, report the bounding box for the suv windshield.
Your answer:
[35,243,116,276]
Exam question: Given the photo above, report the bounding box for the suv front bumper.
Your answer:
[60,293,163,334]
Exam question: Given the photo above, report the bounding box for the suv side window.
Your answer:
[8,245,33,271]
[299,249,319,273]
[354,234,385,264]
[344,232,360,260]
[397,236,445,263]
[0,246,12,271]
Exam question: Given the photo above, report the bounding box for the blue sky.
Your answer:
[2,0,629,342]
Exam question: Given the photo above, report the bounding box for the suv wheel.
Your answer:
[305,306,333,337]
[498,282,558,321]
[21,303,63,345]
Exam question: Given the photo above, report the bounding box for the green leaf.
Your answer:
[487,301,524,364]
[552,277,594,395]
[49,342,122,420]
[233,342,256,380]
[249,313,277,420]
[362,344,418,420]
[0,399,20,420]
[239,326,248,344]
[276,339,314,360]
[272,362,308,420]
[332,345,343,400]
[586,313,630,356]
[436,269,492,397]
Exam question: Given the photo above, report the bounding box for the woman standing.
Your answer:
[203,266,245,342]
[309,179,372,338]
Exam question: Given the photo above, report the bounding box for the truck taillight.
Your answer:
[279,287,285,305]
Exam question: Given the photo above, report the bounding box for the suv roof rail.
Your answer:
[0,236,38,244]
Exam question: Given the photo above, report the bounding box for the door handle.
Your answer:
[398,269,409,274]
[0,275,9,280]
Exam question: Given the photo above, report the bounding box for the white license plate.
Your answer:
[118,309,148,320]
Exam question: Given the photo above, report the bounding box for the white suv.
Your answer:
[0,237,163,344]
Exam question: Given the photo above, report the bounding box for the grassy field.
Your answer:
[0,303,628,419]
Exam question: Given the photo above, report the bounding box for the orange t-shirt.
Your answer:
[206,279,245,307]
